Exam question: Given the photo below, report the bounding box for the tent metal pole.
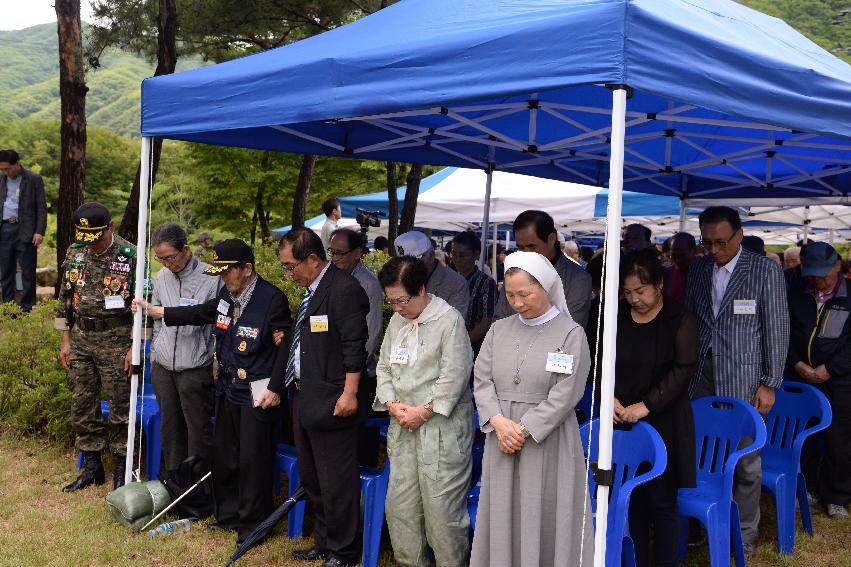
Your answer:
[125,136,152,484]
[803,206,810,242]
[492,222,498,275]
[830,228,835,244]
[679,198,687,232]
[479,164,494,268]
[593,87,627,567]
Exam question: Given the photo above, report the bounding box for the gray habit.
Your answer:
[472,312,594,567]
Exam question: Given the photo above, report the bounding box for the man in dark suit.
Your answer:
[686,206,789,558]
[0,149,47,311]
[279,228,370,567]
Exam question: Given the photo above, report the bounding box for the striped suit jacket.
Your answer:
[686,248,789,401]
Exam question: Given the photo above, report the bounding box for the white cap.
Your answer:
[394,231,433,258]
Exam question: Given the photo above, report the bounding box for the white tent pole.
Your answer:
[593,87,627,567]
[125,136,152,484]
[678,198,687,232]
[830,228,835,244]
[479,164,494,268]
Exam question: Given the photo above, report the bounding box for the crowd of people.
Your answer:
[40,188,851,567]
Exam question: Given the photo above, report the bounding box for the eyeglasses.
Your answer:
[281,259,305,273]
[155,251,183,264]
[385,295,413,305]
[699,233,738,249]
[327,247,354,258]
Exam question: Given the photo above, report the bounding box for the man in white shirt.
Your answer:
[320,198,341,250]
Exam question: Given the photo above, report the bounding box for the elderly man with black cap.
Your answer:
[56,202,137,492]
[134,238,293,545]
[787,242,851,520]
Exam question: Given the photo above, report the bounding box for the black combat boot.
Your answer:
[63,451,105,493]
[113,457,126,490]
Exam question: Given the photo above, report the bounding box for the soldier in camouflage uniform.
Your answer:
[56,202,136,492]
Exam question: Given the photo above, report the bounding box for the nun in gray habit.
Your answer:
[471,251,594,567]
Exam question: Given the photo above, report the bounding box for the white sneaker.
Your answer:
[826,504,849,520]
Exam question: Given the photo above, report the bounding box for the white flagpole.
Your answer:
[125,136,152,484]
[592,86,628,567]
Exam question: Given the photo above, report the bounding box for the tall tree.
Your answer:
[399,164,422,234]
[385,161,399,250]
[291,155,316,231]
[55,0,87,292]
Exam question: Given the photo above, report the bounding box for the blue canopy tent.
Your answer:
[134,1,851,560]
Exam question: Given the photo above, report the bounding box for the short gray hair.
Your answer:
[151,223,188,251]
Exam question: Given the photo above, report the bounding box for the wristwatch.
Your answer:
[518,424,530,439]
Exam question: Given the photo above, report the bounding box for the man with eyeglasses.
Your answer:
[147,223,220,474]
[328,228,384,466]
[686,206,789,558]
[279,228,369,567]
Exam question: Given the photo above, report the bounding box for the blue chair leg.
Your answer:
[729,502,745,567]
[774,476,795,555]
[797,473,814,537]
[144,412,162,480]
[622,535,636,567]
[76,401,110,470]
[285,458,305,540]
[361,471,389,567]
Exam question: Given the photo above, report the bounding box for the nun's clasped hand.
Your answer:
[490,414,527,454]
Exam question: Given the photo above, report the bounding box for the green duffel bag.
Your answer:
[106,480,172,531]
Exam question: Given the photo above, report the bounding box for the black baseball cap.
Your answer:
[801,242,840,277]
[73,202,111,244]
[203,239,255,275]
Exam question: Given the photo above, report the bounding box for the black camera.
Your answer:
[355,208,385,230]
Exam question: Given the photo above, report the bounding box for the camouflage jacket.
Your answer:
[56,234,137,325]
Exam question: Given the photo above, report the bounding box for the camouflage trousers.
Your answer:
[67,327,132,455]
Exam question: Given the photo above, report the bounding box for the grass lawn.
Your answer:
[0,433,849,567]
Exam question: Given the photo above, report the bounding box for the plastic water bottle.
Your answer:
[147,518,192,536]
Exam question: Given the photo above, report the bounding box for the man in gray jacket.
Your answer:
[0,149,47,312]
[149,223,221,471]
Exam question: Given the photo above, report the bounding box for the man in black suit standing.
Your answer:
[279,228,370,567]
[0,149,47,311]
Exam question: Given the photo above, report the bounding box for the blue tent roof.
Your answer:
[142,0,851,201]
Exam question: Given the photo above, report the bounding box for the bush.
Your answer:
[0,300,72,442]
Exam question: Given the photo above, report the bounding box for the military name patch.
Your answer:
[110,262,131,273]
[215,314,231,330]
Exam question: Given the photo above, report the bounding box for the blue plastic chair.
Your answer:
[576,383,598,424]
[75,382,162,480]
[467,483,480,532]
[273,443,306,540]
[677,397,766,567]
[361,453,391,567]
[580,419,668,567]
[761,382,832,554]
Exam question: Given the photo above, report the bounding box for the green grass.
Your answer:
[1,432,849,566]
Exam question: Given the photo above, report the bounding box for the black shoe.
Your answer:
[292,547,328,561]
[207,522,237,533]
[320,557,355,567]
[63,451,105,493]
[113,457,126,490]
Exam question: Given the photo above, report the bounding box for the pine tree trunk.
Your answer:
[119,0,177,242]
[386,161,399,253]
[399,164,422,234]
[55,0,87,296]
[291,154,316,230]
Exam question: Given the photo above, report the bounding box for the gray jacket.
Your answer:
[0,167,47,243]
[151,256,221,372]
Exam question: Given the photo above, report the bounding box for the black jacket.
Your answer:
[788,278,851,382]
[164,275,292,421]
[295,263,370,431]
[0,167,47,243]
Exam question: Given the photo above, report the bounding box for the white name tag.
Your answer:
[310,315,329,333]
[217,299,229,315]
[104,295,125,310]
[545,352,574,374]
[390,347,410,365]
[733,299,756,315]
[179,298,199,307]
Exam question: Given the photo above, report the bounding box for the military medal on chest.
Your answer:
[237,368,247,380]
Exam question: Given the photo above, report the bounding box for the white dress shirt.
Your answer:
[294,261,332,379]
[711,246,742,318]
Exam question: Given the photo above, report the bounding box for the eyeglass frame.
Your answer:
[385,295,413,306]
[281,258,306,273]
[155,246,189,265]
[699,231,740,250]
[326,247,355,259]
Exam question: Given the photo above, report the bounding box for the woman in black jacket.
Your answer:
[614,249,698,567]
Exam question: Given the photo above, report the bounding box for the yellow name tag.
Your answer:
[310,315,329,332]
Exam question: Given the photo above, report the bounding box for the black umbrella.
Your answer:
[223,485,306,567]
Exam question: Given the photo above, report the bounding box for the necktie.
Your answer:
[284,288,312,387]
